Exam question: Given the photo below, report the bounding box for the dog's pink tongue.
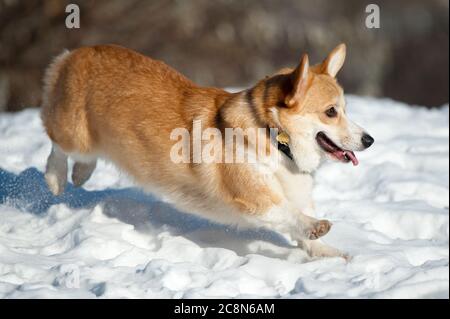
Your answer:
[346,151,359,166]
[333,150,359,166]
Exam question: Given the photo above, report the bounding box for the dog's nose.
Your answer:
[361,134,374,148]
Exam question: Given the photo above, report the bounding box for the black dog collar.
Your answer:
[278,141,294,161]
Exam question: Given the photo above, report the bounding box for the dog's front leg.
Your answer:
[298,201,347,258]
[299,239,349,260]
[241,201,332,244]
[245,206,347,259]
[273,169,333,240]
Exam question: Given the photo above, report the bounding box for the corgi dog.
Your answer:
[41,43,374,259]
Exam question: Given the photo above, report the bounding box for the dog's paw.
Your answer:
[45,172,66,196]
[307,219,332,240]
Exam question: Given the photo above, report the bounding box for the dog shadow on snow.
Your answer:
[0,167,309,261]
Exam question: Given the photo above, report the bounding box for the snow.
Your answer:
[0,95,448,299]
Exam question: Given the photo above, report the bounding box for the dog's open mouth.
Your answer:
[316,132,359,166]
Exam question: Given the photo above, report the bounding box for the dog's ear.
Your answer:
[285,54,310,107]
[321,43,346,78]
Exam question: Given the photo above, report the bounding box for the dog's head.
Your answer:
[265,44,374,172]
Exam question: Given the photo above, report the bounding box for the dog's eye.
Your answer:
[325,106,338,118]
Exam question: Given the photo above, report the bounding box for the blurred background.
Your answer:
[0,0,448,112]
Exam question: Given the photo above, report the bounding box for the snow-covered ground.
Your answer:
[0,96,448,299]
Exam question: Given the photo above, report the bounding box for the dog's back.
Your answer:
[42,45,192,154]
[42,45,224,199]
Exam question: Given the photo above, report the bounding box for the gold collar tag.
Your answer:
[276,132,290,146]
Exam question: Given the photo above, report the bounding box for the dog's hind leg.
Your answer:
[72,160,97,187]
[45,143,68,196]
